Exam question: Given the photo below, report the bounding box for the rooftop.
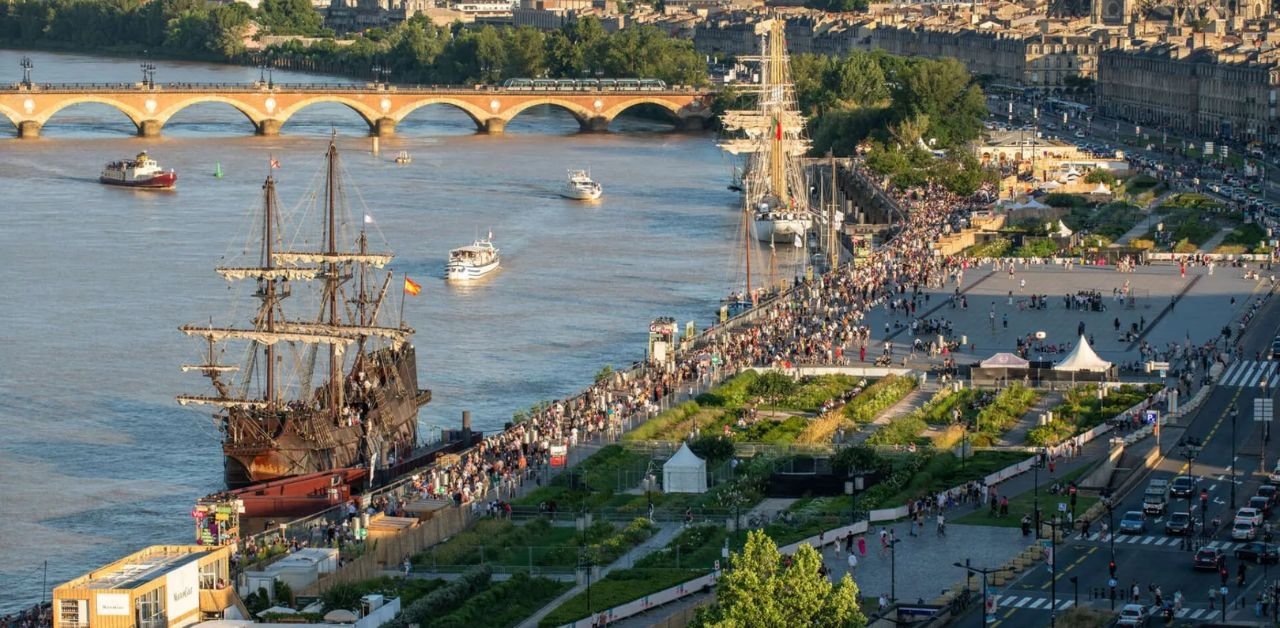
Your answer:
[57,545,224,592]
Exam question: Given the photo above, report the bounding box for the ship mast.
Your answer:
[325,139,342,419]
[768,19,787,206]
[263,175,278,407]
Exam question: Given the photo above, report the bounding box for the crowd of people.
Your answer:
[0,605,48,628]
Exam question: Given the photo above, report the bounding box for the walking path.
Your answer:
[1113,190,1174,246]
[516,522,683,628]
[1196,226,1234,253]
[850,384,938,445]
[997,393,1061,446]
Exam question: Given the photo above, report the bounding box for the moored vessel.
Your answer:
[177,139,431,488]
[560,169,603,200]
[395,151,412,165]
[446,234,501,281]
[100,151,177,189]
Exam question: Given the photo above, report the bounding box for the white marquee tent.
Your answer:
[663,443,708,494]
[980,352,1030,368]
[1055,335,1112,372]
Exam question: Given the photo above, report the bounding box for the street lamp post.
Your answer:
[954,561,1001,628]
[889,538,901,603]
[1034,448,1044,536]
[1104,497,1116,561]
[1046,516,1063,627]
[845,475,865,526]
[1231,403,1239,509]
[19,56,32,88]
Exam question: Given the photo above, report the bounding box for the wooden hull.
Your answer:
[228,468,367,519]
[221,345,428,488]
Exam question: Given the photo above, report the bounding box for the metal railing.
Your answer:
[0,81,704,95]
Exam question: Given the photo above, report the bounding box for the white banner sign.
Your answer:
[95,593,129,616]
[166,560,199,621]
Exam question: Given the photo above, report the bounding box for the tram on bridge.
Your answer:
[501,78,668,91]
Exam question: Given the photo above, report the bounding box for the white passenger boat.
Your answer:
[445,235,500,281]
[560,169,602,200]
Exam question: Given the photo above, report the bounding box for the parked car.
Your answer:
[1116,603,1150,626]
[1120,511,1147,534]
[1237,507,1263,527]
[1165,512,1197,536]
[1235,542,1280,564]
[1195,547,1227,570]
[1233,521,1258,541]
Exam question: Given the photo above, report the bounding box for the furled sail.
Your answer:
[275,322,413,347]
[179,325,356,346]
[272,252,393,267]
[215,267,323,281]
[176,395,269,409]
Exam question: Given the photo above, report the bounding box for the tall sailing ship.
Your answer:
[718,19,815,243]
[178,140,431,488]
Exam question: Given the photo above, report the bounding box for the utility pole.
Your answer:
[955,561,1001,627]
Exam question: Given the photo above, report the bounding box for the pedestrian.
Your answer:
[847,551,858,574]
[857,535,866,556]
[1209,587,1216,610]
[878,594,888,613]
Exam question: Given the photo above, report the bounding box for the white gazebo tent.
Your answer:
[1055,335,1112,372]
[663,442,708,494]
[980,352,1030,368]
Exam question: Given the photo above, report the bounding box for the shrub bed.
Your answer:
[432,572,570,628]
[842,375,917,425]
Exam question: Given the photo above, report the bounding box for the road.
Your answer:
[986,98,1280,204]
[953,290,1280,627]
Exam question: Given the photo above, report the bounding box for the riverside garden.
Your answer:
[290,370,1159,627]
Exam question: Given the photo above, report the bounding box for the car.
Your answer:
[1233,521,1258,541]
[1237,507,1263,527]
[1171,476,1196,498]
[1272,337,1280,360]
[1195,547,1227,570]
[1251,496,1272,517]
[1075,130,1086,138]
[1165,512,1197,536]
[1116,603,1149,626]
[1261,485,1280,505]
[1120,510,1147,534]
[1235,542,1280,564]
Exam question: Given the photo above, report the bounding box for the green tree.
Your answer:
[828,52,887,109]
[891,57,986,148]
[692,531,866,628]
[258,0,321,35]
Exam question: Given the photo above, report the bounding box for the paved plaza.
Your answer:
[857,261,1272,368]
[818,522,1032,606]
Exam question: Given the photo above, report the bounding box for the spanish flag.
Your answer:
[403,276,422,296]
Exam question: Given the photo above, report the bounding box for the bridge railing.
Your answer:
[0,82,704,94]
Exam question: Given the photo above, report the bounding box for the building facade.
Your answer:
[53,545,234,628]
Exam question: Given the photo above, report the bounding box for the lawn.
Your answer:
[952,465,1098,528]
[622,372,865,444]
[513,444,654,510]
[413,515,656,572]
[430,572,571,628]
[537,523,728,626]
[972,385,1040,446]
[1026,384,1161,446]
[1062,202,1144,241]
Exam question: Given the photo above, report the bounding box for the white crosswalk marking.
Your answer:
[1208,541,1221,549]
[1220,360,1280,388]
[1176,608,1189,618]
[1191,608,1207,619]
[1089,532,1102,541]
[1057,600,1074,610]
[1013,596,1031,608]
[1154,537,1170,545]
[1141,536,1156,544]
[1028,598,1047,609]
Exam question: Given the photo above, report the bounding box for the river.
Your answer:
[0,50,809,609]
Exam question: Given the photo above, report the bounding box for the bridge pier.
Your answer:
[257,119,283,136]
[137,119,163,137]
[374,117,396,137]
[580,116,610,133]
[678,116,708,132]
[479,118,506,134]
[17,120,40,139]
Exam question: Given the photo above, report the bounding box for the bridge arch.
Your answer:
[38,96,148,131]
[155,96,266,133]
[274,96,381,133]
[0,102,20,133]
[599,97,688,130]
[500,98,594,129]
[390,98,488,130]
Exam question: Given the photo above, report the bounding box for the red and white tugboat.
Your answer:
[100,151,177,189]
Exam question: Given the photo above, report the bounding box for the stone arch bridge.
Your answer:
[0,82,716,138]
